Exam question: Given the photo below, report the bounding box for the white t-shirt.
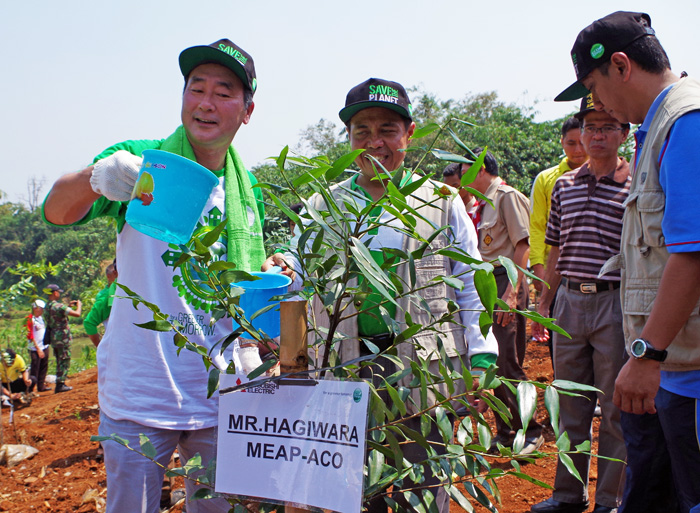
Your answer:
[98,179,237,430]
[30,315,47,352]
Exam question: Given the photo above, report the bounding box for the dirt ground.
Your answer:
[0,338,603,513]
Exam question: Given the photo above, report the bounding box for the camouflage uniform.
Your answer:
[44,300,72,385]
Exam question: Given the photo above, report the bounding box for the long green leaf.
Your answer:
[412,123,441,139]
[461,147,488,186]
[430,149,472,164]
[200,220,227,247]
[544,386,561,438]
[497,256,520,289]
[517,382,538,433]
[473,269,497,317]
[134,320,172,332]
[552,379,600,393]
[275,145,289,170]
[207,367,220,399]
[326,149,364,181]
[448,128,474,157]
[139,434,157,460]
[559,452,583,483]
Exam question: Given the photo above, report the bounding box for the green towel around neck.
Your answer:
[159,126,265,272]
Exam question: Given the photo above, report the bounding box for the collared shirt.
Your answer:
[545,159,631,281]
[478,179,530,262]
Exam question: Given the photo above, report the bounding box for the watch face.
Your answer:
[631,339,646,358]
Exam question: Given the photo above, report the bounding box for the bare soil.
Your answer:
[0,339,602,513]
[466,338,602,513]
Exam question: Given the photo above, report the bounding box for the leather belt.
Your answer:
[561,277,621,294]
[360,333,395,354]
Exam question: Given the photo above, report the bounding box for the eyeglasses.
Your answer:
[581,126,624,135]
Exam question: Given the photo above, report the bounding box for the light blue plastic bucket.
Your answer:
[125,149,219,244]
[234,271,292,338]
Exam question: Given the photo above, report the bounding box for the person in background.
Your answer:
[1,348,36,403]
[26,299,50,392]
[44,284,82,393]
[442,161,477,213]
[468,147,544,455]
[529,117,587,295]
[84,260,118,347]
[529,117,588,348]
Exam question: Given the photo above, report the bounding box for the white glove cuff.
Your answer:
[239,345,263,375]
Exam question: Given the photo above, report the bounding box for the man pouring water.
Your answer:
[43,39,265,513]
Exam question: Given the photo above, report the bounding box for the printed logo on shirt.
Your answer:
[162,205,226,313]
[483,234,493,246]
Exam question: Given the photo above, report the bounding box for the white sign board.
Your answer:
[216,374,370,513]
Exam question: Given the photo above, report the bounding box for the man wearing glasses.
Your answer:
[531,95,630,513]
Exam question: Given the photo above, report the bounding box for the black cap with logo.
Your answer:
[574,94,596,120]
[339,78,413,123]
[555,11,655,102]
[179,38,257,94]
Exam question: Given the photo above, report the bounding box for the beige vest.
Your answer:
[308,177,469,410]
[620,77,700,370]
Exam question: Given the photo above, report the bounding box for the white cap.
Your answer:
[33,299,46,309]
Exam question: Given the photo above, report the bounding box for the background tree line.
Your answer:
[0,89,577,304]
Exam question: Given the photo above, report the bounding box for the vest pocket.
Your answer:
[622,284,658,315]
[636,191,666,248]
[414,328,466,359]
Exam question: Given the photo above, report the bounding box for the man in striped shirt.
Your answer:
[530,96,631,513]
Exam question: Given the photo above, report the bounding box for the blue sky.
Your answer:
[1,0,698,203]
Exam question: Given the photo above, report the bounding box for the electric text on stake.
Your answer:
[228,414,361,468]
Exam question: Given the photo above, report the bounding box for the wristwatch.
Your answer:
[630,338,668,362]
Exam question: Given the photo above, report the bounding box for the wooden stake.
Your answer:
[279,301,313,513]
[279,300,309,376]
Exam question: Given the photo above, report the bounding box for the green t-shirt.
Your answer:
[83,282,116,335]
[350,176,399,337]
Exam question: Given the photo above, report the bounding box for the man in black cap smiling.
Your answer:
[557,11,700,513]
[43,39,265,513]
[265,78,498,512]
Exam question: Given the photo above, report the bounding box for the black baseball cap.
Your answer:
[339,78,413,123]
[179,39,257,94]
[47,284,64,294]
[574,94,596,120]
[555,11,655,102]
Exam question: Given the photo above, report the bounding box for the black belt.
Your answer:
[561,277,620,294]
[360,333,395,354]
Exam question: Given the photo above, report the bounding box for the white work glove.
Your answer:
[89,150,143,202]
[239,345,264,375]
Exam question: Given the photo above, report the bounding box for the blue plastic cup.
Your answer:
[234,271,292,338]
[125,149,219,244]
